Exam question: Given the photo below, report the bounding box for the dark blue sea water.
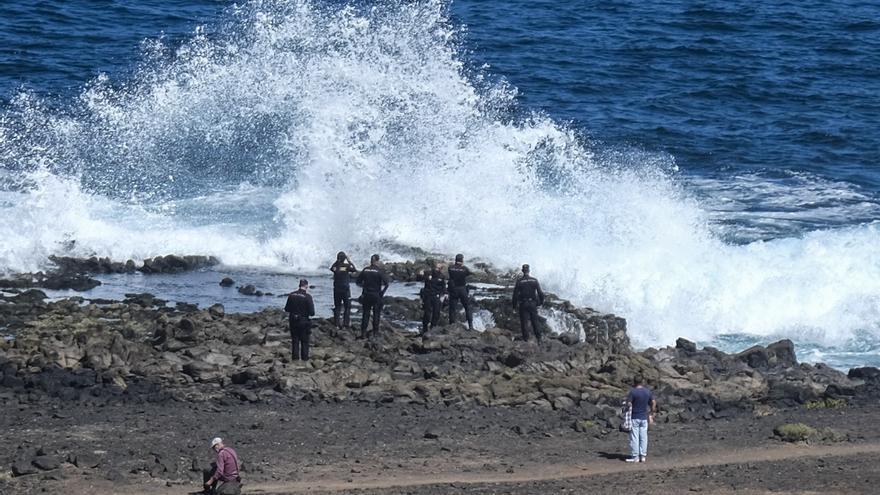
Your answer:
[1,0,879,367]
[3,1,878,207]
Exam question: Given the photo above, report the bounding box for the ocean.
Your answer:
[1,0,878,369]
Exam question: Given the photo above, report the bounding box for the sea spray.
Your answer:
[0,0,879,353]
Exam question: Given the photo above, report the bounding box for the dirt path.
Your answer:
[10,403,880,495]
[244,442,880,494]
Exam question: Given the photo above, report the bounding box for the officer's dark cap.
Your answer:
[299,279,309,287]
[522,264,530,273]
[455,254,464,262]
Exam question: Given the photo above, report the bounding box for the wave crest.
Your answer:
[1,0,879,351]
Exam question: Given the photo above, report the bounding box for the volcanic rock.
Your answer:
[32,455,62,471]
[11,460,38,476]
[848,367,880,381]
[139,255,219,274]
[69,453,101,469]
[0,256,870,429]
[208,304,225,319]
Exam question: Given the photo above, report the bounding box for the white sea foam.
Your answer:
[539,308,586,341]
[1,0,879,353]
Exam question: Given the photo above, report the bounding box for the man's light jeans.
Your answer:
[629,418,648,459]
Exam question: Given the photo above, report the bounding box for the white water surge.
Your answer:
[1,0,879,354]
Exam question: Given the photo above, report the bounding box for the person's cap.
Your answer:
[522,264,530,272]
[455,254,464,262]
[299,278,309,287]
[211,437,222,447]
[371,253,380,262]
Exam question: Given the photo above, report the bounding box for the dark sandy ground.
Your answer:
[2,398,878,494]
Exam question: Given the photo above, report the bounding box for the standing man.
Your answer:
[447,254,474,331]
[329,251,358,329]
[625,375,657,463]
[420,261,446,335]
[203,437,241,495]
[356,254,389,339]
[512,264,545,342]
[284,279,315,361]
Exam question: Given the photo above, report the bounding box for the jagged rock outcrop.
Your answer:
[49,254,219,275]
[0,278,868,426]
[0,255,219,292]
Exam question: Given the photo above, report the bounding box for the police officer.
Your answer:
[284,279,315,360]
[447,254,474,331]
[512,264,545,342]
[356,254,390,339]
[329,251,358,329]
[420,261,446,335]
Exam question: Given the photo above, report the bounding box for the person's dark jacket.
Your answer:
[330,260,357,290]
[285,289,315,319]
[512,275,544,307]
[356,265,389,296]
[448,263,471,289]
[423,268,446,298]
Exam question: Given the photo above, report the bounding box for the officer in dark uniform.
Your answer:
[420,261,446,335]
[284,279,315,360]
[447,253,474,331]
[512,264,545,342]
[329,251,358,329]
[356,254,390,339]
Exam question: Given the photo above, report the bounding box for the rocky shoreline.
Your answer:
[1,256,879,494]
[0,255,220,292]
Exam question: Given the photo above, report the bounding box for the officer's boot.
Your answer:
[333,306,341,329]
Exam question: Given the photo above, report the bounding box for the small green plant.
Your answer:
[817,427,848,443]
[573,419,598,432]
[805,398,847,410]
[774,423,817,442]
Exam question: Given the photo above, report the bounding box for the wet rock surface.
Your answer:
[0,271,102,291]
[49,254,219,275]
[0,255,220,292]
[0,288,635,412]
[0,260,871,416]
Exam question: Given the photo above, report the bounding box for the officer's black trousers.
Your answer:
[518,300,541,341]
[421,295,442,334]
[289,318,312,360]
[448,286,473,328]
[360,293,382,337]
[333,288,351,328]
